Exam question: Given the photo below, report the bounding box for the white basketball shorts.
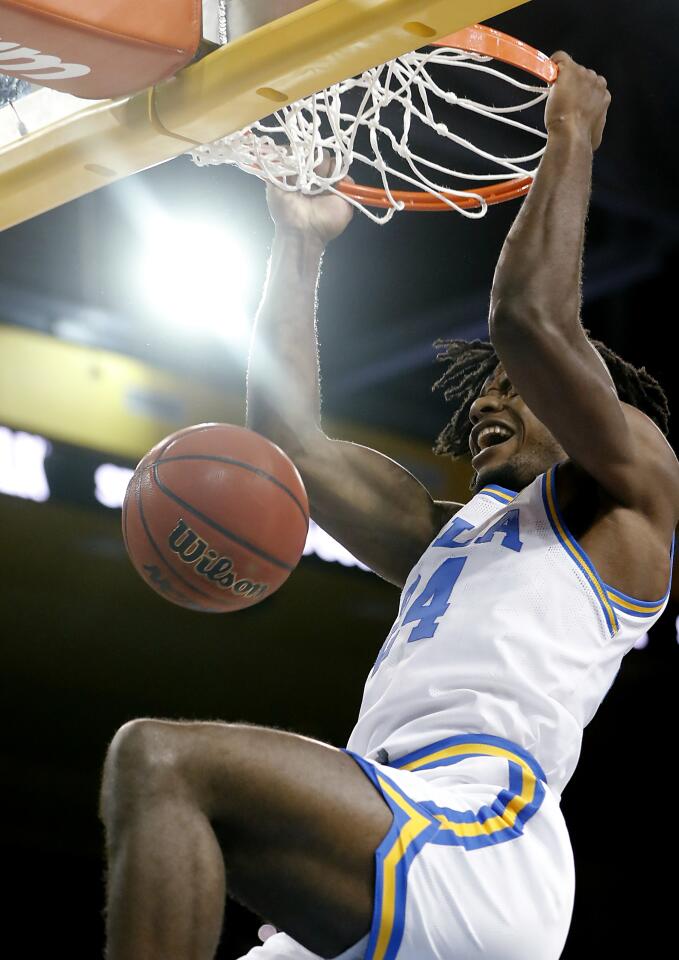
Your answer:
[237,734,575,960]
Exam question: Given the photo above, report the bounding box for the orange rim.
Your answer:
[337,24,557,212]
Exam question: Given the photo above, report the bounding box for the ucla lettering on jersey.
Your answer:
[347,465,673,798]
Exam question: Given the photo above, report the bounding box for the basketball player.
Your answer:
[100,53,678,960]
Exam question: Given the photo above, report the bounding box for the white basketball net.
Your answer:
[190,44,550,224]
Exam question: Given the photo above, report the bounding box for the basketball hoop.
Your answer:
[190,24,558,224]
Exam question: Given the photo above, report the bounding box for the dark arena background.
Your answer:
[0,1,676,957]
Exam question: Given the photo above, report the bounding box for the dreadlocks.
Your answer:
[432,336,670,459]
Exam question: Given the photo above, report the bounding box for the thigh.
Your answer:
[135,720,393,957]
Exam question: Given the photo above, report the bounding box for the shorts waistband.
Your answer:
[381,733,548,784]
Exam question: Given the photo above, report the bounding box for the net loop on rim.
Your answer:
[190,26,556,224]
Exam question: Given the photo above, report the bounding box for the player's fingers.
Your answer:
[550,50,573,67]
[314,151,335,179]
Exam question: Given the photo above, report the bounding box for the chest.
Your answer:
[368,491,601,680]
[391,497,542,646]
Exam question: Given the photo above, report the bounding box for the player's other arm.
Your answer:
[489,53,679,518]
[246,183,457,588]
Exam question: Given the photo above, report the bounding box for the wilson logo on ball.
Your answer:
[122,423,308,612]
[168,519,269,600]
[0,36,91,80]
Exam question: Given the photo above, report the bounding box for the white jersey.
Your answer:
[347,463,673,797]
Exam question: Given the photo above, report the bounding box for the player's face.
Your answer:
[468,364,566,494]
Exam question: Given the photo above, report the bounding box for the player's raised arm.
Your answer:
[246,181,458,588]
[488,53,679,521]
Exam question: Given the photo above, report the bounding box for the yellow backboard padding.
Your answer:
[0,325,243,459]
[0,324,469,499]
[152,0,530,142]
[0,0,529,231]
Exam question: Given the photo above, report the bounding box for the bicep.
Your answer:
[494,321,642,498]
[495,320,679,517]
[294,437,458,587]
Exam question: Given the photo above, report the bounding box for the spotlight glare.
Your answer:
[141,218,254,344]
[303,519,369,571]
[95,463,134,509]
[0,426,51,502]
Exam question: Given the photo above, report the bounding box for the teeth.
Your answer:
[477,425,512,451]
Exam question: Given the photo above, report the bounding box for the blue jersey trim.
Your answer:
[343,739,547,958]
[343,752,438,960]
[389,732,547,783]
[603,535,674,618]
[423,763,546,850]
[541,466,619,636]
[478,484,517,505]
[543,464,672,626]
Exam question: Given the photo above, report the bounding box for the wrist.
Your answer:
[273,226,327,257]
[546,114,594,151]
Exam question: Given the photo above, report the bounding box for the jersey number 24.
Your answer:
[370,557,467,676]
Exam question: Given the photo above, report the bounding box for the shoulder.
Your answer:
[617,403,679,524]
[558,401,679,531]
[434,500,464,528]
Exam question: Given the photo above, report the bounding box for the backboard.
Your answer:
[0,0,531,231]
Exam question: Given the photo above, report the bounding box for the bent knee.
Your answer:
[100,719,187,820]
[106,718,178,771]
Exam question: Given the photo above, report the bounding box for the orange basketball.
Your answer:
[122,423,309,612]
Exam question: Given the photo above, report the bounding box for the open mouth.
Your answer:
[471,421,516,458]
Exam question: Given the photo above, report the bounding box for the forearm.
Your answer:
[490,121,593,334]
[246,228,326,454]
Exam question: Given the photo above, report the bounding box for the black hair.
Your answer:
[432,336,670,458]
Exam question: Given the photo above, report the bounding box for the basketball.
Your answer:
[122,423,309,612]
